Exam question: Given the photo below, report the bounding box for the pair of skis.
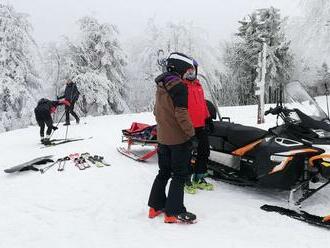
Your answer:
[80,153,111,167]
[3,153,110,174]
[41,137,93,148]
[53,153,110,171]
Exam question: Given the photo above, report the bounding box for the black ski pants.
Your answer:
[190,127,210,175]
[148,142,191,216]
[65,101,79,123]
[34,109,53,137]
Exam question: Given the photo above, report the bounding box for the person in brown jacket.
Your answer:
[148,52,198,224]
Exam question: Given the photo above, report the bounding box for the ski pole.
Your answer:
[40,160,61,174]
[64,124,69,141]
[55,110,66,128]
[49,111,66,140]
[325,83,329,118]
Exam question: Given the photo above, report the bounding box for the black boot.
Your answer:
[43,138,51,145]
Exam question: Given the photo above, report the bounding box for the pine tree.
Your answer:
[315,62,330,94]
[59,16,129,116]
[0,4,42,132]
[287,0,330,88]
[222,7,293,105]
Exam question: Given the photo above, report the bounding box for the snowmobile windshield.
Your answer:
[284,81,328,122]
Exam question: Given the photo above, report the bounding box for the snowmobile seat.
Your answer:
[211,121,267,148]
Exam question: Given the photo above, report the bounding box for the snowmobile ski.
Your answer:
[261,204,330,230]
[4,155,54,173]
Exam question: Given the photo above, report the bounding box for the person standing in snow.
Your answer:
[182,59,214,194]
[148,52,197,224]
[57,79,80,125]
[34,98,70,145]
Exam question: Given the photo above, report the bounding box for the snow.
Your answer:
[1,105,330,248]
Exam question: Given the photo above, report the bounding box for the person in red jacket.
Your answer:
[182,59,214,194]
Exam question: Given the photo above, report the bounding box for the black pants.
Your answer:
[191,127,210,175]
[34,109,53,138]
[148,142,191,215]
[65,101,79,123]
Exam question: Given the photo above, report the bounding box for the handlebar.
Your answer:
[265,106,292,116]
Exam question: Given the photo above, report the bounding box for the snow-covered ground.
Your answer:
[1,104,330,248]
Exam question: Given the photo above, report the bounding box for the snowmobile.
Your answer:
[205,80,330,228]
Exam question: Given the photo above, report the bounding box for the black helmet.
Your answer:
[166,52,194,77]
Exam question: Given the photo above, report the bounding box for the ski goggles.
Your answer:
[183,68,197,81]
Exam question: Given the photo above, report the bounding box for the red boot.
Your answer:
[164,212,197,224]
[148,208,164,218]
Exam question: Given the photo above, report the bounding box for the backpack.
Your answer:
[37,98,49,106]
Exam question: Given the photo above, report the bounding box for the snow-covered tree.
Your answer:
[0,4,42,132]
[222,7,293,105]
[126,19,222,112]
[58,16,129,116]
[286,0,330,89]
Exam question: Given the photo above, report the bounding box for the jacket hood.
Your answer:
[155,72,181,85]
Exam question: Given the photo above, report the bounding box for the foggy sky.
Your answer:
[4,0,301,45]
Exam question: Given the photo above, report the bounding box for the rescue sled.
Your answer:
[117,122,158,161]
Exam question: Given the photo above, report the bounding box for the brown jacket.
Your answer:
[154,72,195,145]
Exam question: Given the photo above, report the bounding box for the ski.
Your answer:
[4,156,54,173]
[91,155,110,166]
[81,153,110,167]
[40,156,70,174]
[57,156,70,171]
[41,137,93,148]
[261,204,330,230]
[117,147,154,162]
[73,156,90,170]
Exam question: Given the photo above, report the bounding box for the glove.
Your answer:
[205,117,214,134]
[52,126,58,131]
[187,136,199,152]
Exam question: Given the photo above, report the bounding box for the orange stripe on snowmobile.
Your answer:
[309,154,330,167]
[269,157,293,174]
[275,148,319,156]
[269,149,318,174]
[287,148,319,155]
[232,140,262,156]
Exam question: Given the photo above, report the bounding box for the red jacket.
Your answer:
[183,79,210,128]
